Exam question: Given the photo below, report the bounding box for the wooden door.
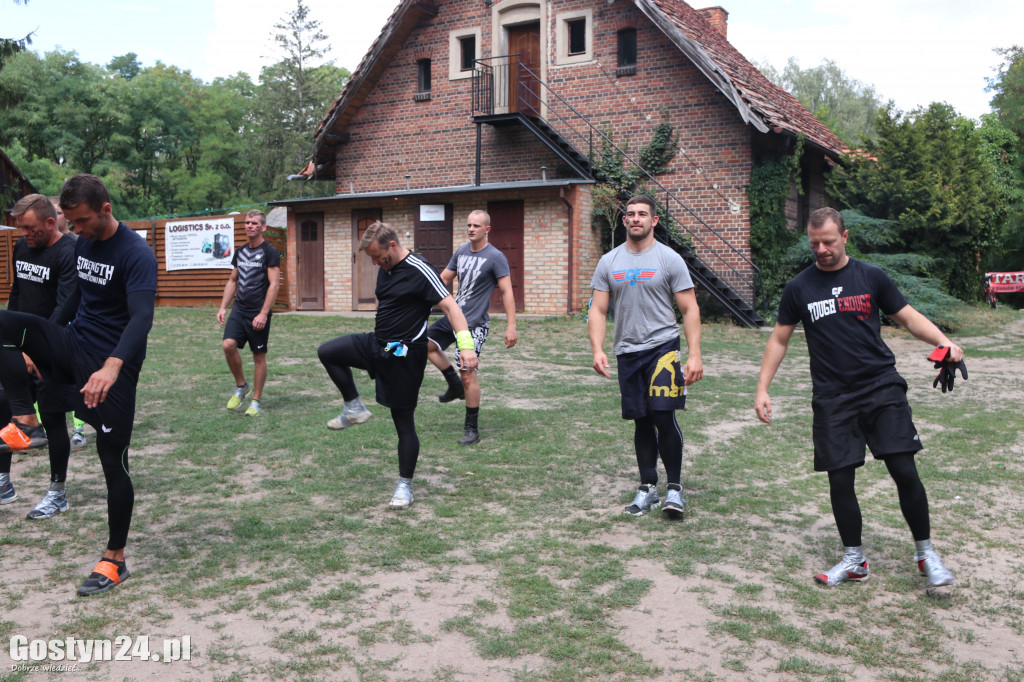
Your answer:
[414,204,453,275]
[486,200,525,312]
[507,23,540,115]
[352,208,382,310]
[295,212,324,310]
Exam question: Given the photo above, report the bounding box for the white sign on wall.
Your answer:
[164,218,236,271]
[419,204,446,222]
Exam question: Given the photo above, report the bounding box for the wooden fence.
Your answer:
[0,215,289,310]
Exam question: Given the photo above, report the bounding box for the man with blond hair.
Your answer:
[318,221,478,509]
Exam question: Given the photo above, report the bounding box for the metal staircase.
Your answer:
[471,57,765,328]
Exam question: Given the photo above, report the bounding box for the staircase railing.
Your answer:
[472,56,764,321]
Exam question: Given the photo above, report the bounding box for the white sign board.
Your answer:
[164,218,236,271]
[419,204,446,222]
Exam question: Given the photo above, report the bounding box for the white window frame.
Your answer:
[555,9,593,65]
[448,28,482,81]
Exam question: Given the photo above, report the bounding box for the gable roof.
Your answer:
[637,0,846,154]
[306,0,845,179]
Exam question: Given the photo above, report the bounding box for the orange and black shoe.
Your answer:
[0,421,48,451]
[77,557,130,596]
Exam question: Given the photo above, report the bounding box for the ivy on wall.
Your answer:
[590,120,680,252]
[747,136,803,314]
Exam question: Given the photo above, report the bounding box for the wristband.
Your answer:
[456,330,475,351]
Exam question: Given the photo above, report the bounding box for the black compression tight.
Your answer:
[391,408,419,479]
[633,410,683,486]
[827,453,930,547]
[317,335,366,402]
[97,432,133,551]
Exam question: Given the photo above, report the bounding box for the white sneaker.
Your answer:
[389,477,414,509]
[915,549,955,587]
[327,399,372,430]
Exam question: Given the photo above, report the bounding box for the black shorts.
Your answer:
[224,310,271,353]
[616,337,687,420]
[811,377,922,472]
[346,333,428,411]
[426,317,489,368]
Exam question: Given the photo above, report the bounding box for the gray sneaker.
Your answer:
[814,556,869,586]
[27,486,69,520]
[70,429,87,451]
[0,474,16,505]
[662,487,686,517]
[389,477,414,509]
[624,485,660,516]
[226,383,251,410]
[327,398,373,430]
[915,549,955,587]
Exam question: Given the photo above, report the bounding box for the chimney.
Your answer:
[698,7,729,38]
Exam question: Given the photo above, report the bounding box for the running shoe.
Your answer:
[814,557,870,586]
[389,477,414,509]
[327,399,372,430]
[226,383,251,410]
[244,401,261,416]
[70,429,87,451]
[0,474,16,505]
[458,426,480,445]
[662,486,686,518]
[438,380,465,403]
[77,557,129,596]
[624,485,660,516]
[915,549,955,587]
[0,421,48,450]
[27,486,69,520]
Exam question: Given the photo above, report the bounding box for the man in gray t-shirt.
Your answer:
[427,210,518,445]
[589,195,703,517]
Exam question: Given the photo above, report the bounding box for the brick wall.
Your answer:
[316,0,777,312]
[286,185,597,314]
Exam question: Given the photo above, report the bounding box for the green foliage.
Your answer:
[0,0,32,72]
[986,46,1024,306]
[0,0,349,219]
[758,57,881,147]
[590,119,679,251]
[844,209,967,331]
[747,138,802,315]
[831,103,1001,302]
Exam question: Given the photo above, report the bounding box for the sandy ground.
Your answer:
[1,315,1021,681]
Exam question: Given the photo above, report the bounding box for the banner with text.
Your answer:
[986,272,1024,293]
[164,218,236,271]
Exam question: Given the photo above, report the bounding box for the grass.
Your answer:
[0,306,1022,680]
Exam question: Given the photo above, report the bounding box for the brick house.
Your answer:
[273,0,845,324]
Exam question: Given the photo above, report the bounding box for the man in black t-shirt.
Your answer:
[0,174,158,596]
[317,221,477,509]
[217,210,281,416]
[755,207,960,589]
[0,194,78,520]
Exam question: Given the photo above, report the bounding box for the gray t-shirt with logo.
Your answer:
[590,241,694,355]
[447,242,511,328]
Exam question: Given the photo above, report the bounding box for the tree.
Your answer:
[760,58,882,147]
[0,0,33,72]
[832,103,1002,301]
[248,0,349,199]
[987,46,1024,282]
